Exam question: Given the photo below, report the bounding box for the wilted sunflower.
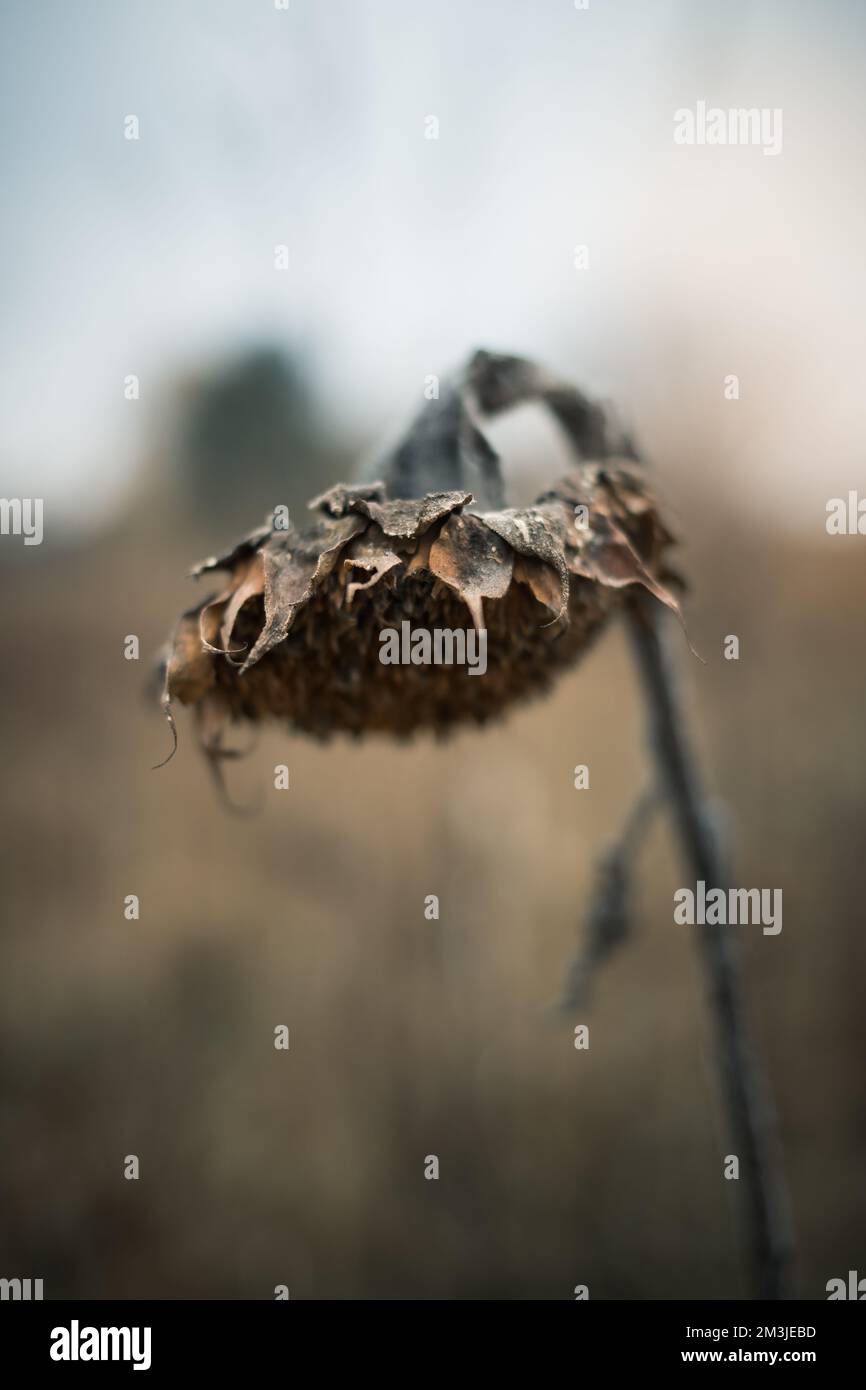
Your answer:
[154,352,794,1299]
[156,350,683,768]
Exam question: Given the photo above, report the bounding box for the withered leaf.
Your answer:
[481,505,570,620]
[428,513,514,630]
[348,490,473,540]
[241,514,365,671]
[344,529,403,605]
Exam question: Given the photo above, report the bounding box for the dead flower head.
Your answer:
[157,350,683,771]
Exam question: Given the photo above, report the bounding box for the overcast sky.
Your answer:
[2,0,865,530]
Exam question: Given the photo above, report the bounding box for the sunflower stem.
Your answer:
[626,595,795,1300]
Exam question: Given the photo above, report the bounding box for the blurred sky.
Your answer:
[2,0,865,529]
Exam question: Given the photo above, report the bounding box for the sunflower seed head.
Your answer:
[157,353,683,760]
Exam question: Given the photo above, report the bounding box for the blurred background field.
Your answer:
[1,0,865,1299]
[1,374,864,1299]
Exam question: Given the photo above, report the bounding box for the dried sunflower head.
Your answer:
[157,350,682,766]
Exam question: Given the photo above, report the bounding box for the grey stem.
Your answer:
[376,349,613,508]
[627,595,795,1301]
